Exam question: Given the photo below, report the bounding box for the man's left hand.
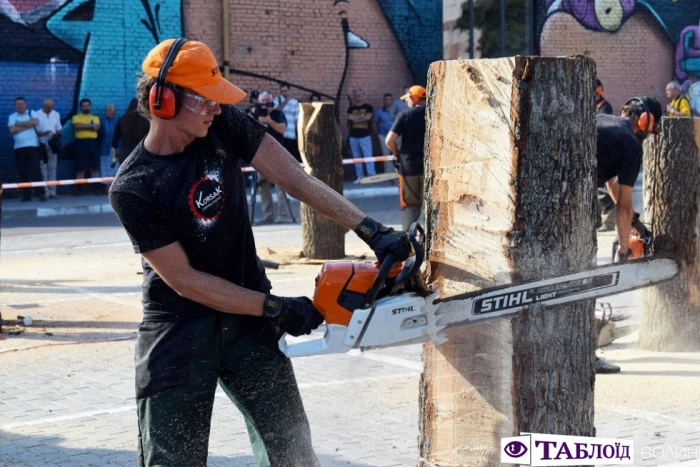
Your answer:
[258,115,272,125]
[616,246,632,262]
[355,216,411,264]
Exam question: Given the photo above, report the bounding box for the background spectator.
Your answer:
[71,98,101,195]
[665,81,691,117]
[347,88,375,183]
[111,98,150,166]
[390,85,410,120]
[274,82,302,162]
[8,97,45,201]
[596,79,613,115]
[100,104,117,178]
[34,97,61,198]
[249,91,294,224]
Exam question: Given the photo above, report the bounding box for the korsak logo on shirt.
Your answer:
[188,177,225,221]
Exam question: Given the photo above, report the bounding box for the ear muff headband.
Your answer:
[150,38,188,119]
[622,97,654,133]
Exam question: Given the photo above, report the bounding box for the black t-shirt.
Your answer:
[249,106,286,143]
[596,97,613,115]
[390,106,426,176]
[109,105,268,321]
[347,104,373,138]
[596,114,643,187]
[263,109,287,143]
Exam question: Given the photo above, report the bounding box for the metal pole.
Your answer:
[500,0,506,57]
[469,0,475,59]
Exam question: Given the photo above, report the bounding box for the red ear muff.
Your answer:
[149,83,178,119]
[148,38,188,120]
[637,112,655,133]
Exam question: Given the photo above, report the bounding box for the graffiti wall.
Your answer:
[0,0,441,183]
[537,0,700,113]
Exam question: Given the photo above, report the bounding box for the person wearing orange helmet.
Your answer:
[109,39,411,466]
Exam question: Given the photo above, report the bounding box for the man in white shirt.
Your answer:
[7,96,45,201]
[274,82,301,162]
[34,98,62,198]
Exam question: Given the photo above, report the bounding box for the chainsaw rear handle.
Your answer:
[362,222,424,309]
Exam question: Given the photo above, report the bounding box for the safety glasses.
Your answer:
[182,91,220,115]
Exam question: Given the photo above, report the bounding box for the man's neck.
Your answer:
[16,110,27,116]
[144,122,195,155]
[355,101,364,107]
[383,105,391,111]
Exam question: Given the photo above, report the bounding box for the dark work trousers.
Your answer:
[14,146,44,200]
[136,312,319,467]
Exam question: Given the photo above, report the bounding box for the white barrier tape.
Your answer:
[2,156,397,189]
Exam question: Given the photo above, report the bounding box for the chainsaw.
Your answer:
[279,224,680,358]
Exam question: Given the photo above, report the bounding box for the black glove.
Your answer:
[262,294,324,337]
[354,216,411,264]
[617,247,631,262]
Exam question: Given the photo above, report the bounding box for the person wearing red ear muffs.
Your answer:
[108,38,412,466]
[594,96,661,374]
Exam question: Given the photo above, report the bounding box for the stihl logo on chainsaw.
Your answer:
[392,306,415,315]
[472,273,620,315]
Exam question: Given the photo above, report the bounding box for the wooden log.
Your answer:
[419,56,598,466]
[297,102,346,259]
[640,118,700,351]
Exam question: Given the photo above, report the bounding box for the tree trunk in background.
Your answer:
[418,56,598,466]
[640,118,700,351]
[298,102,345,259]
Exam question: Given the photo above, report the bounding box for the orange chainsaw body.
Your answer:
[312,261,403,326]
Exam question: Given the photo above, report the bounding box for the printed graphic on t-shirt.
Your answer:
[188,176,225,221]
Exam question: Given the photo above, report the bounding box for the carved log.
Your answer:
[419,56,598,466]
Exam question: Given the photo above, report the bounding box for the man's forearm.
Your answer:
[268,121,286,135]
[254,136,366,230]
[167,265,266,316]
[615,206,633,252]
[605,178,620,204]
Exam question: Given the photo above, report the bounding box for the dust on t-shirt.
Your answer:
[109,105,268,320]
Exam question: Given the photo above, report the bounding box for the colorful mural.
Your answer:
[0,0,182,180]
[540,0,700,86]
[0,0,441,183]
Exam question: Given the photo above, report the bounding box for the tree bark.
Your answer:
[419,56,598,466]
[639,118,700,351]
[297,102,346,259]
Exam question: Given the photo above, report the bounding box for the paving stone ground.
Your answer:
[2,183,699,466]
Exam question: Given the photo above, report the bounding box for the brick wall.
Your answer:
[540,12,674,113]
[184,0,440,131]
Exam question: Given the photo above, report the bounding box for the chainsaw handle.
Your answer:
[394,223,424,286]
[362,252,396,309]
[362,222,425,309]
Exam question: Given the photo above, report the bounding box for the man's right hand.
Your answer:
[262,294,324,337]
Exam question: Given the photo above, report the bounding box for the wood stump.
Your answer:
[640,118,700,351]
[418,56,598,466]
[297,102,346,259]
